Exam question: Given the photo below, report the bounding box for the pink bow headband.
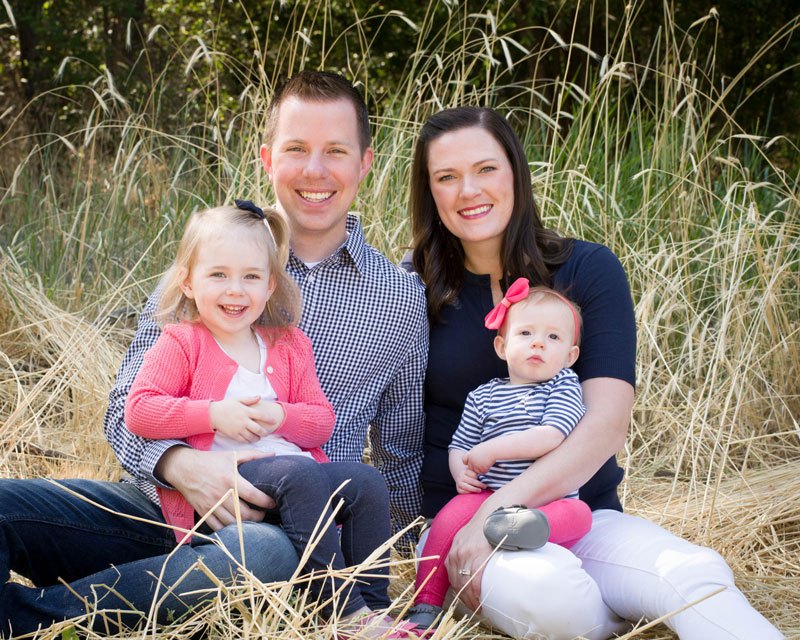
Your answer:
[484,277,581,346]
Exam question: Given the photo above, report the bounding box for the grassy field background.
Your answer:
[0,2,798,638]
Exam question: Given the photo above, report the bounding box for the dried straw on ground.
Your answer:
[1,241,798,640]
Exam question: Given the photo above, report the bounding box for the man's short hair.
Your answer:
[264,71,371,152]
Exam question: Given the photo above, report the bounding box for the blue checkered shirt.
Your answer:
[104,214,428,533]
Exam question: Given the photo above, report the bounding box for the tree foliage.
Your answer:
[0,1,797,144]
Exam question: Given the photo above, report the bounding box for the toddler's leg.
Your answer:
[237,456,368,617]
[415,491,493,607]
[319,462,392,611]
[539,498,592,548]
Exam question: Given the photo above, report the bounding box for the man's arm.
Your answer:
[367,314,429,535]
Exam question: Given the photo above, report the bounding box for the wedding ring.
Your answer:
[458,568,472,576]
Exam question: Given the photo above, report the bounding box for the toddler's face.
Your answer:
[494,298,579,385]
[181,228,275,342]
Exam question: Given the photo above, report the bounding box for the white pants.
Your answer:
[417,509,784,640]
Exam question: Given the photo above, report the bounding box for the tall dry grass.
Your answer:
[0,1,798,638]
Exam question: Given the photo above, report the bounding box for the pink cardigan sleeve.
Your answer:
[125,326,213,438]
[272,328,335,449]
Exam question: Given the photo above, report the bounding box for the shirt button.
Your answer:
[266,366,274,374]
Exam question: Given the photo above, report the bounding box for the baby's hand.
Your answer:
[463,442,496,475]
[209,397,266,442]
[454,467,486,494]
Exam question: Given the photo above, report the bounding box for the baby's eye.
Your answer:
[548,333,560,340]
[210,272,225,278]
[520,330,531,336]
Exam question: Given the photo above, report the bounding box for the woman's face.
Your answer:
[426,126,514,253]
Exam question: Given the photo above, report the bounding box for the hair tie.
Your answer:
[234,199,265,219]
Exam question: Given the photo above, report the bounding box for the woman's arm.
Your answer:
[446,376,633,610]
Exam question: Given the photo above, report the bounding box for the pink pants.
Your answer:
[415,491,592,606]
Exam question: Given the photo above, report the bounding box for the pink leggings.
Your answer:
[415,491,592,607]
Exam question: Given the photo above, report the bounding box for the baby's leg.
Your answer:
[237,456,368,616]
[415,491,493,607]
[539,498,593,548]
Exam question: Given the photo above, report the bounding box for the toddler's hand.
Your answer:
[251,400,286,433]
[454,467,486,494]
[463,442,496,475]
[209,396,266,442]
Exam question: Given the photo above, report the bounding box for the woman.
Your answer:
[409,106,783,640]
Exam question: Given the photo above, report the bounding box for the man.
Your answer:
[0,71,427,636]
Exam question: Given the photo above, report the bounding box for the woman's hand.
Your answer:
[445,516,493,611]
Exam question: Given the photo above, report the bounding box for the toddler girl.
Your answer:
[125,201,416,638]
[407,279,592,630]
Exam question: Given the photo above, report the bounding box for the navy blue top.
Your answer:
[421,239,636,517]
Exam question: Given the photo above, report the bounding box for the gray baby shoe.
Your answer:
[483,505,550,551]
[405,603,443,630]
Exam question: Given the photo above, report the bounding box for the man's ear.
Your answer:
[358,146,374,183]
[566,344,580,368]
[178,267,194,299]
[260,144,273,180]
[493,334,507,361]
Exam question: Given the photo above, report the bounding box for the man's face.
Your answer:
[260,96,373,259]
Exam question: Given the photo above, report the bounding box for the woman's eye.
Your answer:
[479,165,496,173]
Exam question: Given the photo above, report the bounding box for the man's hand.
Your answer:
[463,441,497,475]
[156,446,276,531]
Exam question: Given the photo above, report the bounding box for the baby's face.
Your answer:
[494,298,579,385]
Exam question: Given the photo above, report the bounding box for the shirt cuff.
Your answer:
[142,439,190,489]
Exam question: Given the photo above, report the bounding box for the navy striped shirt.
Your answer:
[449,368,585,496]
[104,215,428,533]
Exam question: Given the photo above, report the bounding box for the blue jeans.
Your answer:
[0,478,298,637]
[237,457,391,617]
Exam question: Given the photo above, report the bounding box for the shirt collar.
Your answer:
[288,213,367,274]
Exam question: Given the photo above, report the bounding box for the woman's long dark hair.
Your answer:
[410,107,573,323]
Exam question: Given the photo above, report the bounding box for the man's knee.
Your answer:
[212,522,298,582]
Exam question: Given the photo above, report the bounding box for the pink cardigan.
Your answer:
[125,322,334,541]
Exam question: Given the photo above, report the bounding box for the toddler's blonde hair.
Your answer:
[157,204,301,331]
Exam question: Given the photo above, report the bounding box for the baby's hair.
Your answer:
[156,204,302,331]
[506,286,583,346]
